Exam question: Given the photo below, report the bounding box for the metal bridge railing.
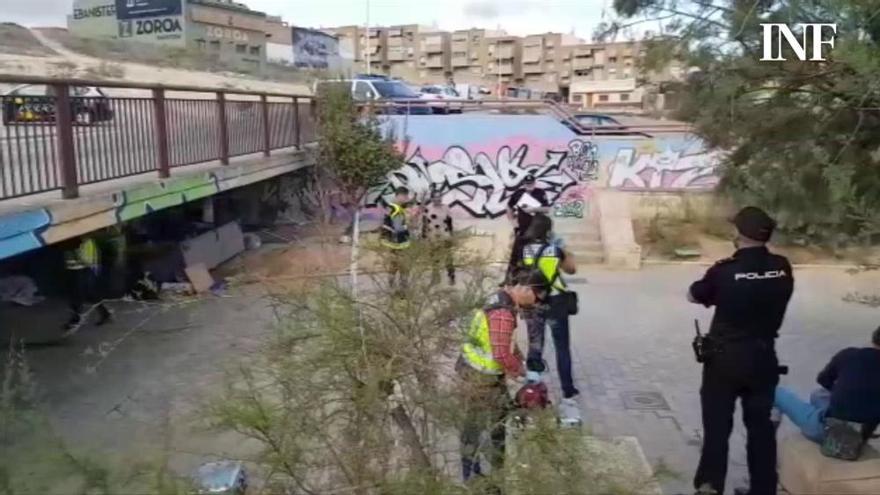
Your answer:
[0,75,315,200]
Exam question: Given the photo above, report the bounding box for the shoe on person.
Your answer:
[95,306,113,326]
[694,483,719,495]
[63,316,82,331]
[770,406,782,431]
[559,396,582,426]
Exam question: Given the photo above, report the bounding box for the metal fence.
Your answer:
[0,76,315,200]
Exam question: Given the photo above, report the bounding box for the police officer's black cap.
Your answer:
[523,174,536,184]
[731,206,776,242]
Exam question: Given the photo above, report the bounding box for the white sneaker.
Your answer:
[559,397,582,426]
[525,371,542,383]
[770,406,782,430]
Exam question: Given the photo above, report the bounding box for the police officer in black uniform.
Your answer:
[689,206,794,495]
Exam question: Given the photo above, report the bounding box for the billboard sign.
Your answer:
[118,16,184,41]
[292,27,340,69]
[115,0,182,20]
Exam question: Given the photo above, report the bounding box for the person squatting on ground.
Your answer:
[505,174,550,283]
[380,186,413,293]
[457,269,549,491]
[774,326,880,450]
[64,235,112,330]
[421,188,456,285]
[519,213,581,424]
[688,206,794,495]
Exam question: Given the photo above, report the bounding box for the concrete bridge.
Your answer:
[0,75,718,267]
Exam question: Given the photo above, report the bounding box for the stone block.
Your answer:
[779,435,880,495]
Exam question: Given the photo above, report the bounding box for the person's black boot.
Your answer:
[95,305,113,326]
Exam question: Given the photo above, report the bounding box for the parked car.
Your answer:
[314,75,431,115]
[1,84,114,126]
[418,85,464,114]
[564,112,651,137]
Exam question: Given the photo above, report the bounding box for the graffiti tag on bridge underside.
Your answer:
[554,200,584,219]
[565,139,599,182]
[609,147,722,190]
[368,144,576,218]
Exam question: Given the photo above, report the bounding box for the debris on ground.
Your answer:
[185,263,215,293]
[0,275,45,306]
[195,460,247,495]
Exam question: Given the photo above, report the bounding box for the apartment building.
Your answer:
[520,33,581,92]
[449,28,505,84]
[321,23,683,108]
[485,35,523,87]
[565,41,641,107]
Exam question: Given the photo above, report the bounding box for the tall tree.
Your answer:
[605,0,880,245]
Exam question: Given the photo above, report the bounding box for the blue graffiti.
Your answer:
[0,209,52,259]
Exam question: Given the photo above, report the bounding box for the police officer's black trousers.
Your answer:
[695,342,779,495]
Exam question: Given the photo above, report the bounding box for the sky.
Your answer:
[0,0,642,41]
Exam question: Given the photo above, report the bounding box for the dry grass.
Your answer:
[0,23,57,57]
[39,28,319,85]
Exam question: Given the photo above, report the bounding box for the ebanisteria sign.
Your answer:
[760,23,837,61]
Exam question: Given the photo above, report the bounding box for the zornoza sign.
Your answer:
[760,23,837,61]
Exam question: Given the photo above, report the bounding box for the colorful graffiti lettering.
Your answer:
[115,173,220,222]
[367,144,576,218]
[565,139,599,181]
[608,147,722,190]
[554,200,584,219]
[0,209,52,259]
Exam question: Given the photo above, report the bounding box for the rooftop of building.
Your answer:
[189,0,267,17]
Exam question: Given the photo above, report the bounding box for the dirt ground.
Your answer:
[0,23,56,57]
[633,218,880,266]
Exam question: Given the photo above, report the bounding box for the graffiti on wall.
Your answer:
[114,172,220,222]
[367,144,577,218]
[564,139,599,182]
[0,210,52,259]
[553,184,593,219]
[608,147,722,190]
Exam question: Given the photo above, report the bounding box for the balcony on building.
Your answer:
[425,56,445,68]
[423,39,444,53]
[523,61,543,74]
[523,46,542,64]
[497,63,515,75]
[572,57,595,70]
[573,46,595,58]
[452,53,468,67]
[387,46,405,61]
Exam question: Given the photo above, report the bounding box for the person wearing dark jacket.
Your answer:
[505,174,549,282]
[688,206,794,495]
[381,187,413,292]
[774,326,880,444]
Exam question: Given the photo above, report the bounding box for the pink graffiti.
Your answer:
[609,147,722,190]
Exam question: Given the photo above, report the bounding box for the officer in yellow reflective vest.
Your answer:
[64,235,112,330]
[520,213,581,425]
[380,187,413,293]
[456,270,548,486]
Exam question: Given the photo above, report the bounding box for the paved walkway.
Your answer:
[543,264,880,494]
[8,263,879,493]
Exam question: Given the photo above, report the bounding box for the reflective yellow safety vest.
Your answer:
[522,243,567,294]
[380,202,411,250]
[65,237,100,271]
[461,291,515,375]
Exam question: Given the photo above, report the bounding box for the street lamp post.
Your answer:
[365,0,371,75]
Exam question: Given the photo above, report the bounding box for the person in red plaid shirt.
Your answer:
[457,269,549,488]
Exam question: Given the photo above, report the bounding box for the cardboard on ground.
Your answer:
[185,263,214,293]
